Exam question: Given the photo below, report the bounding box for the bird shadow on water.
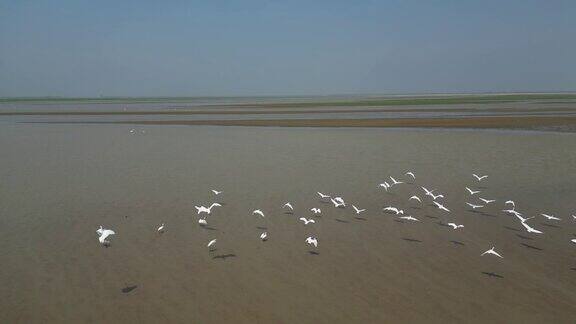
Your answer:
[121,285,138,293]
[436,221,450,227]
[201,226,218,231]
[410,206,422,210]
[335,219,349,223]
[213,254,237,260]
[308,251,320,255]
[516,234,534,240]
[504,226,521,232]
[394,220,405,224]
[402,238,422,243]
[425,215,438,219]
[481,272,503,279]
[256,226,267,230]
[520,243,543,251]
[354,217,367,221]
[540,223,561,229]
[450,240,465,246]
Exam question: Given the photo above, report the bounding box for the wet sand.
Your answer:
[1,123,576,323]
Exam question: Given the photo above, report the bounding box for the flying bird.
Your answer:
[399,216,420,222]
[390,176,404,186]
[447,223,464,229]
[299,217,316,225]
[330,197,346,208]
[433,201,451,213]
[505,200,515,208]
[541,213,561,221]
[96,226,116,245]
[317,192,330,199]
[253,209,265,217]
[466,202,484,209]
[211,190,222,195]
[198,218,207,226]
[310,208,321,214]
[383,206,404,215]
[405,171,416,179]
[352,205,366,214]
[379,182,391,191]
[479,198,496,204]
[409,195,422,203]
[473,174,488,181]
[195,203,222,215]
[157,223,165,233]
[520,221,543,234]
[207,239,217,248]
[481,247,503,258]
[305,236,318,248]
[466,187,481,195]
[283,202,294,210]
[260,232,268,241]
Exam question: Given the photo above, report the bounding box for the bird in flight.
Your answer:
[447,223,464,229]
[466,202,484,209]
[195,203,222,215]
[96,226,116,246]
[305,236,318,248]
[505,200,515,209]
[383,206,404,215]
[211,189,222,195]
[520,221,543,234]
[260,232,268,241]
[409,195,422,203]
[331,197,346,208]
[433,201,451,213]
[473,174,488,181]
[207,239,217,249]
[157,223,165,233]
[379,182,391,191]
[481,247,503,258]
[479,198,496,204]
[405,171,416,180]
[253,209,265,217]
[390,176,404,186]
[317,192,330,199]
[541,213,561,221]
[283,202,294,210]
[310,208,321,214]
[352,205,366,214]
[466,187,481,195]
[299,217,316,225]
[399,215,420,222]
[198,218,208,226]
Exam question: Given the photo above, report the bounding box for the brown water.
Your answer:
[1,124,576,323]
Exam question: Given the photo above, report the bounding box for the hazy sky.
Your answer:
[1,0,574,97]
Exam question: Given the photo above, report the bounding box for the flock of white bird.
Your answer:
[96,171,576,260]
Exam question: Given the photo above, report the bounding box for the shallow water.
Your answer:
[1,123,576,323]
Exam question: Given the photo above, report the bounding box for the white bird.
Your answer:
[253,209,265,217]
[505,200,515,208]
[330,197,346,208]
[502,208,522,217]
[317,192,330,199]
[541,213,561,221]
[433,201,451,213]
[571,239,576,244]
[157,223,165,233]
[399,215,420,222]
[129,129,135,133]
[447,223,464,229]
[352,205,365,214]
[520,221,543,234]
[299,217,316,225]
[260,232,268,241]
[310,208,322,214]
[473,174,488,181]
[466,202,484,209]
[379,182,391,191]
[283,202,294,210]
[572,215,576,220]
[515,214,534,223]
[96,226,116,245]
[383,206,404,215]
[409,195,422,203]
[198,218,207,226]
[430,193,444,200]
[390,176,404,185]
[405,171,416,179]
[421,186,435,196]
[211,189,222,195]
[305,236,318,248]
[481,247,503,258]
[466,187,481,195]
[479,198,496,204]
[207,239,217,248]
[195,203,222,215]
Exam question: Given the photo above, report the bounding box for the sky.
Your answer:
[0,0,575,97]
